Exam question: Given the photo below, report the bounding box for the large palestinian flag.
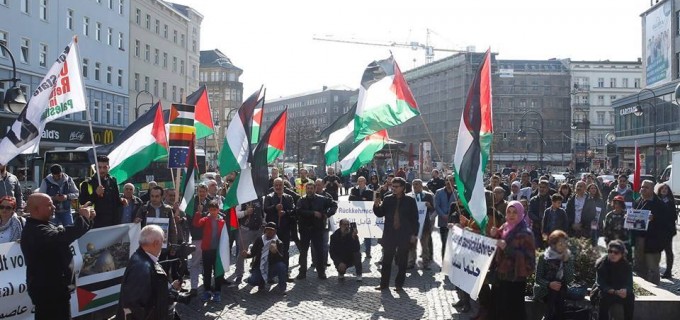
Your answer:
[95,102,168,183]
[322,103,357,165]
[338,130,388,176]
[453,49,493,233]
[250,91,265,145]
[219,86,263,175]
[252,108,288,198]
[353,56,418,142]
[186,86,215,139]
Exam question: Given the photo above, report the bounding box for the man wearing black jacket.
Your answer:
[296,182,337,280]
[243,222,288,294]
[373,177,419,291]
[79,155,127,228]
[21,193,94,320]
[264,178,296,270]
[330,218,362,281]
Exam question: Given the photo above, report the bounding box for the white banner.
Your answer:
[0,37,87,165]
[442,226,497,300]
[416,202,426,238]
[330,201,384,238]
[0,223,141,319]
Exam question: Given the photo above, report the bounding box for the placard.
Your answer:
[624,209,650,231]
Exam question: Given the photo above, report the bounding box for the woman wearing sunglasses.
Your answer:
[595,240,634,320]
[0,196,22,243]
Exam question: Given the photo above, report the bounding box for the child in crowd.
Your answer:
[541,194,569,242]
[193,200,226,303]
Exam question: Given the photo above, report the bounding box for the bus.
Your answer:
[42,149,206,192]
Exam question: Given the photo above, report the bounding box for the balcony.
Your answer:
[572,102,590,107]
[572,84,590,92]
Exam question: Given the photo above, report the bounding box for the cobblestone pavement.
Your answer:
[176,230,469,320]
[657,224,680,294]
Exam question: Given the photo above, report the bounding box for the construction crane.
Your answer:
[313,29,467,63]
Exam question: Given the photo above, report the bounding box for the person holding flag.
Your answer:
[192,200,226,303]
[234,199,265,284]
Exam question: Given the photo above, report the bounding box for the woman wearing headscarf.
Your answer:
[489,201,536,320]
[0,196,22,243]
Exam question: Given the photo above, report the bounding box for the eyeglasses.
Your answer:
[607,250,622,255]
[0,205,13,210]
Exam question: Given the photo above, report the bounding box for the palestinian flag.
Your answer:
[453,49,493,234]
[252,108,288,198]
[168,103,196,168]
[251,92,265,145]
[633,141,641,200]
[215,224,231,277]
[95,102,168,183]
[223,167,257,209]
[353,56,419,142]
[186,86,215,139]
[338,130,388,176]
[179,136,198,217]
[76,274,124,312]
[219,86,263,175]
[322,103,357,165]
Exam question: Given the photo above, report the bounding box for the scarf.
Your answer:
[501,201,525,239]
[543,247,571,280]
[260,234,280,283]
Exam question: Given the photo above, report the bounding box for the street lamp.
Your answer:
[571,108,589,171]
[0,43,27,113]
[518,110,544,171]
[634,88,658,176]
[134,90,154,118]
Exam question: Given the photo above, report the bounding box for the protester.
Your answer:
[349,176,374,257]
[596,240,634,320]
[606,174,634,212]
[79,155,127,228]
[529,180,552,248]
[427,169,446,193]
[634,180,664,284]
[534,230,574,320]
[407,179,435,270]
[490,200,536,320]
[329,218,362,281]
[0,164,23,211]
[139,181,157,204]
[121,183,143,224]
[234,199,265,283]
[269,167,281,189]
[295,168,310,196]
[557,183,573,204]
[117,225,183,319]
[655,183,677,279]
[435,175,457,258]
[21,193,94,320]
[135,186,180,279]
[264,178,296,272]
[39,164,79,226]
[368,174,381,191]
[373,177,419,291]
[565,181,591,237]
[242,222,288,295]
[296,182,337,280]
[585,183,606,246]
[322,167,342,200]
[192,200,226,303]
[188,183,210,296]
[493,186,508,219]
[0,196,22,243]
[163,188,187,243]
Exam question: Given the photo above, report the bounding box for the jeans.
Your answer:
[363,238,372,256]
[189,240,203,289]
[299,229,325,275]
[633,236,645,275]
[51,211,73,227]
[663,240,674,275]
[202,249,223,291]
[380,242,409,287]
[235,227,262,277]
[408,223,432,266]
[247,261,287,291]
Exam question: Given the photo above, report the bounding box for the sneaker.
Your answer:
[201,291,212,303]
[356,275,362,282]
[212,292,221,303]
[338,273,345,280]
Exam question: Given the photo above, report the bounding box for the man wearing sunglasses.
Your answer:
[595,240,634,320]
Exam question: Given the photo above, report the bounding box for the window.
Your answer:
[597,111,605,125]
[118,0,123,15]
[634,78,641,88]
[108,0,113,9]
[0,31,8,58]
[609,111,615,125]
[162,52,167,68]
[21,0,28,14]
[609,78,616,88]
[116,104,122,126]
[163,24,168,38]
[39,43,47,67]
[105,27,112,45]
[192,40,197,53]
[155,19,159,34]
[610,95,617,104]
[153,79,158,96]
[173,30,177,43]
[597,78,604,87]
[145,14,150,29]
[154,48,159,65]
[82,58,88,77]
[172,85,177,101]
[134,40,140,57]
[105,102,112,124]
[94,62,100,80]
[180,60,184,75]
[83,17,89,36]
[118,32,124,49]
[134,73,139,91]
[20,38,29,64]
[180,34,185,47]
[192,65,196,78]
[144,76,149,91]
[172,57,177,72]
[94,22,102,41]
[144,44,150,61]
[106,66,112,84]
[179,88,184,101]
[66,9,73,29]
[622,78,629,88]
[162,82,167,99]
[135,8,140,24]
[93,100,101,123]
[597,95,604,105]
[39,0,48,20]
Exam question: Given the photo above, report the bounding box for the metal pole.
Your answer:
[653,105,657,176]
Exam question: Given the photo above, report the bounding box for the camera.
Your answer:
[169,288,192,305]
[350,222,357,232]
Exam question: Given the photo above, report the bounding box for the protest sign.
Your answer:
[330,201,384,238]
[442,225,497,300]
[416,202,427,238]
[624,209,651,231]
[146,217,170,248]
[0,242,34,319]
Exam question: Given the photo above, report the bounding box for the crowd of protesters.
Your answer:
[2,157,678,320]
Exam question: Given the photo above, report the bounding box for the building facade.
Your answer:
[198,49,243,165]
[566,60,643,171]
[128,0,202,122]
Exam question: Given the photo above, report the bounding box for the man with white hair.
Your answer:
[121,183,143,224]
[118,225,182,319]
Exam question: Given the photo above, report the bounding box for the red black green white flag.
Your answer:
[453,49,493,233]
[353,56,419,142]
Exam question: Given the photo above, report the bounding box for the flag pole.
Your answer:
[175,167,182,197]
[170,169,176,190]
[418,115,443,164]
[74,35,102,188]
